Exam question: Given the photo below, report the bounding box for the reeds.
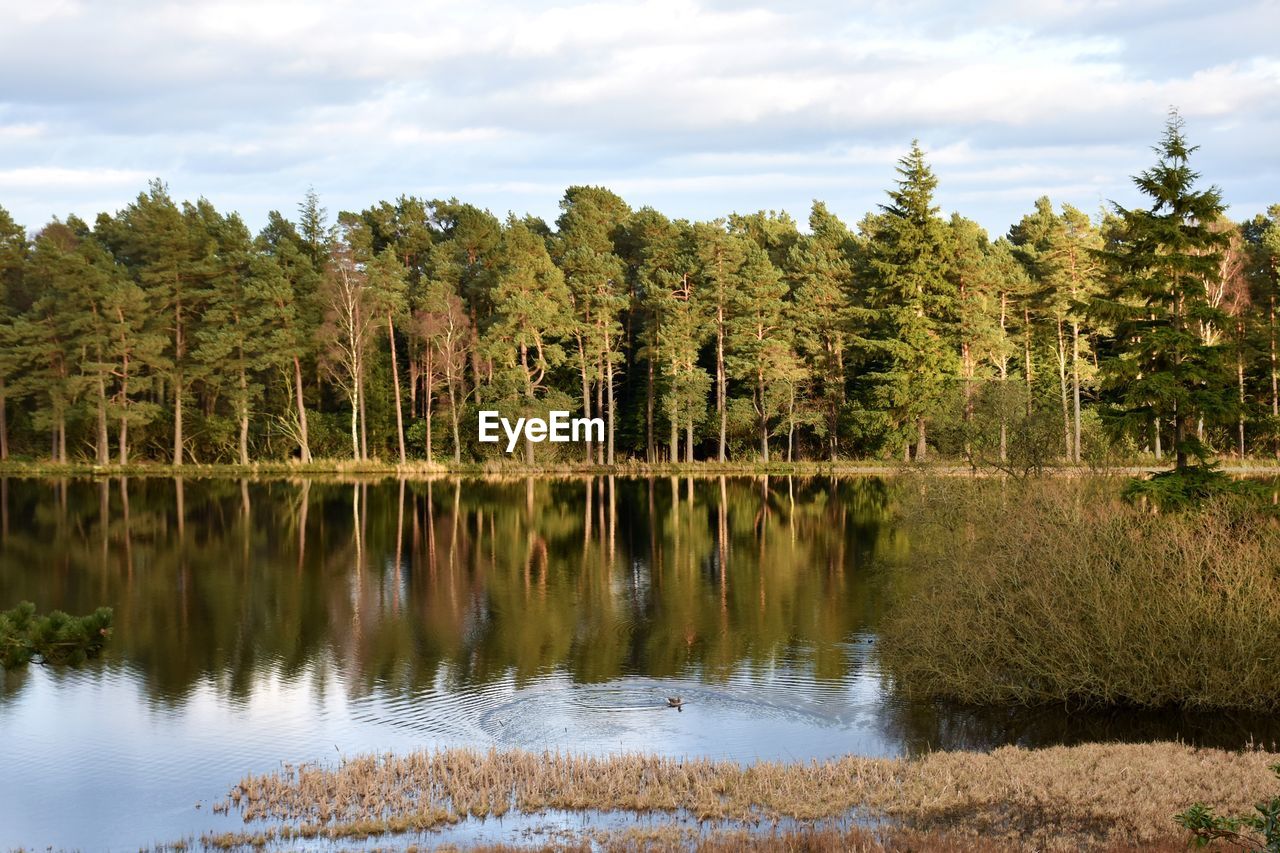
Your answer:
[213,743,1279,850]
[880,481,1280,709]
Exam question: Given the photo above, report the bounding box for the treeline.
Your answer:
[0,114,1277,466]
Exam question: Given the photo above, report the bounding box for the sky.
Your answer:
[0,0,1277,238]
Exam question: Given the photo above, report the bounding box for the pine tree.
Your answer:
[726,243,790,462]
[367,248,411,463]
[110,181,201,465]
[0,206,27,460]
[862,141,956,460]
[19,218,135,463]
[1097,111,1231,471]
[693,221,747,461]
[257,211,322,462]
[196,212,295,464]
[785,202,858,460]
[554,187,630,464]
[1011,199,1104,462]
[483,218,572,463]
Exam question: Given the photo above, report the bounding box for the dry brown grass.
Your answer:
[213,742,1279,850]
[880,481,1280,709]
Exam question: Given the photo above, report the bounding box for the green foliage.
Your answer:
[1123,464,1270,510]
[861,140,957,459]
[1097,110,1234,471]
[2,117,1277,467]
[1177,764,1280,851]
[0,601,114,668]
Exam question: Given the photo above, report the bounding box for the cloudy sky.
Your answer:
[1,0,1277,237]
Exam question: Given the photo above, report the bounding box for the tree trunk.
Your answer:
[758,372,769,463]
[605,333,615,466]
[670,411,678,464]
[685,417,694,464]
[448,374,461,464]
[1023,306,1033,416]
[1238,325,1247,458]
[1056,318,1071,461]
[173,366,184,466]
[646,335,655,463]
[716,309,727,462]
[1271,293,1278,459]
[96,373,110,465]
[787,388,795,463]
[0,377,7,461]
[1072,320,1082,464]
[595,355,604,465]
[358,366,369,461]
[408,345,419,415]
[579,339,592,464]
[388,313,407,465]
[293,356,311,463]
[425,354,435,464]
[349,377,360,461]
[915,417,927,462]
[238,357,250,466]
[118,357,129,465]
[520,342,535,466]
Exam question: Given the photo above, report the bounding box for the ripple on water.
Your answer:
[472,674,865,760]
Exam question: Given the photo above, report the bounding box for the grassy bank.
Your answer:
[2,457,1279,481]
[199,743,1277,850]
[880,481,1280,710]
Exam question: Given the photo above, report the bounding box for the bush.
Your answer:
[1177,763,1280,850]
[1124,464,1271,511]
[879,481,1280,710]
[0,602,114,668]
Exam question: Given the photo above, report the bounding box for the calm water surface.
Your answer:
[0,475,1274,849]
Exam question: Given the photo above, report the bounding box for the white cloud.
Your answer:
[0,167,150,190]
[0,0,1275,234]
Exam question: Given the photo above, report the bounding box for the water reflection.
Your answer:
[0,475,897,707]
[2,475,1279,848]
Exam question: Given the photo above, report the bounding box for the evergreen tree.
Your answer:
[257,211,322,462]
[1010,199,1104,462]
[785,202,858,460]
[20,221,92,462]
[726,243,790,461]
[195,212,295,464]
[693,221,747,461]
[862,141,956,460]
[553,187,630,464]
[110,181,201,465]
[619,208,690,461]
[483,218,572,463]
[1097,111,1231,471]
[0,206,27,459]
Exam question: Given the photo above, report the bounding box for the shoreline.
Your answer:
[189,742,1278,851]
[2,458,1279,480]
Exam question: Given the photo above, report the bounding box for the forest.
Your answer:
[0,113,1277,468]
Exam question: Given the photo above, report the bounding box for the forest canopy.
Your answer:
[0,113,1276,468]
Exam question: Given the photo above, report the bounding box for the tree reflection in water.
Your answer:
[0,475,896,705]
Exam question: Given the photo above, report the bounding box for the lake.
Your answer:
[1,475,1275,849]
